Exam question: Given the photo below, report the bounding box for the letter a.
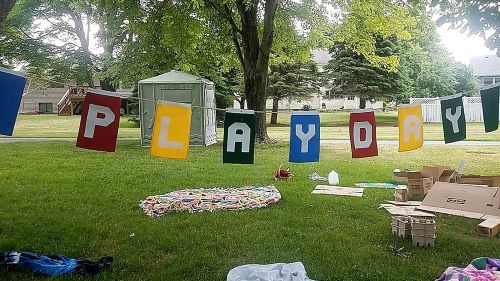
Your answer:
[227,123,251,152]
[403,115,421,142]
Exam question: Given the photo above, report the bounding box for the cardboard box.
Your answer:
[394,186,408,202]
[422,166,455,183]
[480,176,500,187]
[407,172,433,197]
[457,175,500,186]
[457,175,483,185]
[477,218,500,237]
[411,218,436,248]
[391,216,412,238]
[393,171,408,183]
[411,218,436,237]
[417,182,500,219]
[412,234,436,248]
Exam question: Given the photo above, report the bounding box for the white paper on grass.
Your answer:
[227,262,315,281]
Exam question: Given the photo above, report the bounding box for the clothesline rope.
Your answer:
[22,75,398,114]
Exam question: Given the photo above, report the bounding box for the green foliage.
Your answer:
[326,36,409,106]
[268,60,319,101]
[399,17,480,98]
[335,0,422,71]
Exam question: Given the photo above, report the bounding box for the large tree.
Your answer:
[0,0,138,89]
[268,60,319,124]
[201,0,329,141]
[326,37,410,108]
[0,0,16,32]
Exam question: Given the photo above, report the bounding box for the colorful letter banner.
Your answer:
[440,94,466,143]
[223,109,255,164]
[398,104,423,152]
[150,101,192,159]
[349,109,378,158]
[480,84,499,133]
[0,67,27,136]
[76,90,121,152]
[289,111,320,162]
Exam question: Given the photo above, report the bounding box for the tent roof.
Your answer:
[139,70,213,84]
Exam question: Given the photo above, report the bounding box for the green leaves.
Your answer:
[335,0,419,71]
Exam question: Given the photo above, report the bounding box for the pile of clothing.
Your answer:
[436,257,500,281]
[140,185,281,217]
[1,252,113,277]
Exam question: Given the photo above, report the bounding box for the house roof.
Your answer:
[469,55,500,77]
[311,49,332,66]
[139,70,213,84]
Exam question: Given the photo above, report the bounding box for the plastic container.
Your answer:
[328,170,339,185]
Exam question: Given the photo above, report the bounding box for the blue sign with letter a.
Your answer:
[0,67,27,136]
[289,111,320,162]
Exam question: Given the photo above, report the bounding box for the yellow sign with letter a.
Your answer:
[398,104,423,152]
[150,101,192,159]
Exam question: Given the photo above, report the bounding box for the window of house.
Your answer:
[483,77,494,85]
[39,103,53,113]
[324,90,334,99]
[347,96,355,101]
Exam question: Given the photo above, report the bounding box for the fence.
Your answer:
[410,97,500,123]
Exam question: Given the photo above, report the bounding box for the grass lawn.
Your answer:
[4,114,500,142]
[0,141,499,280]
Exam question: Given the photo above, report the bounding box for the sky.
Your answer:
[436,24,496,65]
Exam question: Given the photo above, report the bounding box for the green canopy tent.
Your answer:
[138,70,217,146]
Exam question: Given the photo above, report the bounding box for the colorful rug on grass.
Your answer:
[435,257,500,281]
[139,185,281,217]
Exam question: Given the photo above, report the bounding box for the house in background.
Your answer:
[19,81,133,115]
[19,82,68,114]
[234,49,383,110]
[469,55,500,88]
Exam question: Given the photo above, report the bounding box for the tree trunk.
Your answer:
[99,79,116,91]
[238,96,246,109]
[244,69,269,141]
[270,96,279,124]
[233,0,277,143]
[0,0,16,32]
[359,97,367,109]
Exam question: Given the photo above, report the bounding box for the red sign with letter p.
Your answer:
[76,90,121,152]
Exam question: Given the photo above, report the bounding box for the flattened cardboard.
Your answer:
[312,185,364,197]
[379,204,435,217]
[385,200,421,206]
[457,175,483,185]
[417,182,500,219]
[480,176,500,187]
[477,218,500,237]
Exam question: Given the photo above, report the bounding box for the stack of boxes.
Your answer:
[391,216,412,238]
[411,218,436,248]
[391,216,437,248]
[393,165,456,198]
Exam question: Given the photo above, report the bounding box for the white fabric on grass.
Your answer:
[227,262,315,281]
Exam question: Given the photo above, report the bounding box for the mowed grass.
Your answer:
[4,115,140,138]
[3,114,500,141]
[0,141,499,281]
